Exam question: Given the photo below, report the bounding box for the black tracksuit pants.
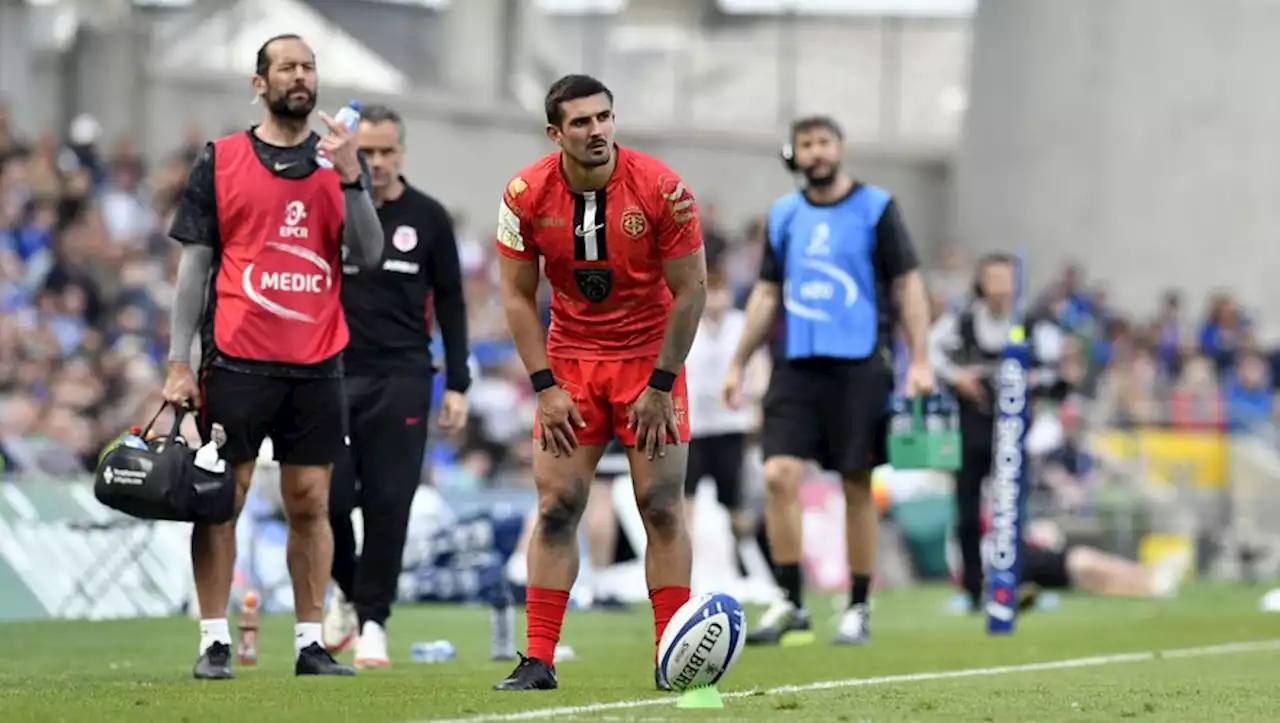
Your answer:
[329,374,433,628]
[955,404,994,607]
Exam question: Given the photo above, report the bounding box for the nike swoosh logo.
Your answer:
[274,162,296,171]
[575,223,603,237]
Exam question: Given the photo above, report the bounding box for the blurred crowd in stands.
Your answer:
[2,107,1276,486]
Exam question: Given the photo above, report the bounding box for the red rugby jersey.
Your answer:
[495,146,703,360]
[210,131,347,366]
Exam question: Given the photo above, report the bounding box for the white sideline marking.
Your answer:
[418,639,1280,723]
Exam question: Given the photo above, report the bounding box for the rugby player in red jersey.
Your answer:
[493,74,707,692]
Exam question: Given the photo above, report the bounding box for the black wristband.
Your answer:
[648,369,677,393]
[341,177,365,191]
[530,369,556,393]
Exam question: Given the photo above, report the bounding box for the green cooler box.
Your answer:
[887,395,962,471]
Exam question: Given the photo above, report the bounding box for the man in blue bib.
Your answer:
[722,116,935,645]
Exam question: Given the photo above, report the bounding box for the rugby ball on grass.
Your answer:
[657,592,746,692]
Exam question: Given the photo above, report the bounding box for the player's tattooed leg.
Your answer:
[528,443,608,590]
[537,482,589,546]
[628,444,692,590]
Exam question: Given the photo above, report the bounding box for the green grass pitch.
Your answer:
[2,584,1278,722]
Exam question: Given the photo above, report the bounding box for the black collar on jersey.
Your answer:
[802,181,862,208]
[244,126,321,180]
[377,176,410,206]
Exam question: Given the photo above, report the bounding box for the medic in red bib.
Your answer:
[161,33,385,681]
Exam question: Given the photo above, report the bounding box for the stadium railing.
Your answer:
[1080,386,1280,578]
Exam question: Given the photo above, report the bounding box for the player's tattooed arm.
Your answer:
[497,254,552,374]
[167,244,213,364]
[166,143,216,365]
[655,247,708,373]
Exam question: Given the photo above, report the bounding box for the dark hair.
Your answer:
[972,253,1014,298]
[544,74,614,127]
[360,103,405,142]
[789,115,844,144]
[255,34,307,77]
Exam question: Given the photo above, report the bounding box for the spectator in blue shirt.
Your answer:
[1154,290,1183,368]
[1199,294,1250,372]
[1223,351,1274,432]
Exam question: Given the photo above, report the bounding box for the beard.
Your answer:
[573,147,611,168]
[265,87,317,120]
[567,138,612,168]
[803,161,839,188]
[577,154,611,168]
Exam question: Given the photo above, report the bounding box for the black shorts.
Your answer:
[198,367,346,466]
[761,357,892,474]
[684,433,746,510]
[331,375,433,512]
[1023,545,1073,590]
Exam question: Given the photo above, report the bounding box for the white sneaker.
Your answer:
[745,599,812,645]
[354,620,390,669]
[832,603,871,645]
[1149,552,1188,598]
[322,587,358,653]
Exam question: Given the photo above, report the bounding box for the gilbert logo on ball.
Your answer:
[657,592,746,692]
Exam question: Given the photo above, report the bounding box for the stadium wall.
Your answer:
[957,0,1280,338]
[30,58,952,259]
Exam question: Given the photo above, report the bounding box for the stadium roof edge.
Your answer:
[157,66,957,162]
[39,0,975,18]
[150,0,410,94]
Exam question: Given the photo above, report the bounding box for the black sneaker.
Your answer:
[193,642,234,680]
[295,642,356,676]
[1017,583,1041,613]
[494,653,558,691]
[591,596,631,612]
[745,601,811,645]
[655,665,671,692]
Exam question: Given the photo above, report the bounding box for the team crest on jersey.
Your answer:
[392,225,418,253]
[507,177,528,198]
[574,267,613,303]
[621,207,647,239]
[284,200,307,226]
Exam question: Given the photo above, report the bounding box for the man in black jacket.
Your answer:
[927,254,1063,612]
[323,104,471,667]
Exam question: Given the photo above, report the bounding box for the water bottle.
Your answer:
[925,395,944,433]
[489,581,516,662]
[888,396,912,437]
[237,590,260,666]
[944,394,960,433]
[332,100,362,132]
[410,640,456,663]
[317,100,361,169]
[98,431,148,465]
